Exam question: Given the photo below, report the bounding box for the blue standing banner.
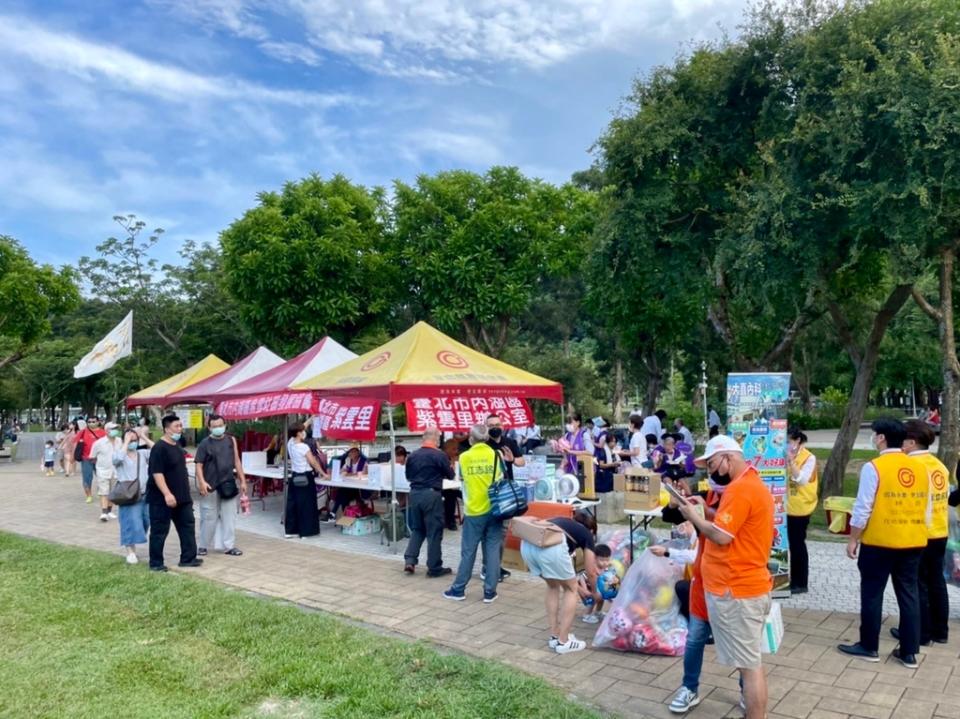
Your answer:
[726,372,791,595]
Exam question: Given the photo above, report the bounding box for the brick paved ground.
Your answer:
[6,462,960,719]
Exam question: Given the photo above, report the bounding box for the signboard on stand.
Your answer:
[405,396,533,432]
[726,372,791,595]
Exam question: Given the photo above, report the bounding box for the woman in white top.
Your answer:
[285,425,323,538]
[114,429,154,564]
[618,414,649,468]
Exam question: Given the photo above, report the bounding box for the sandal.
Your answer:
[224,548,243,556]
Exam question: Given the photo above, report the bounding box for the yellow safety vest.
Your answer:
[787,446,819,517]
[912,451,950,540]
[861,451,929,549]
[458,443,501,517]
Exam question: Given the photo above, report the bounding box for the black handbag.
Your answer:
[211,437,240,499]
[109,453,141,506]
[73,440,84,461]
[291,473,311,488]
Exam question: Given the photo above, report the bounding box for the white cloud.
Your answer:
[258,41,322,67]
[149,0,269,41]
[0,15,352,108]
[163,0,747,78]
[404,129,503,167]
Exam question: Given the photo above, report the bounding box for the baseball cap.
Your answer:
[104,421,119,431]
[694,435,743,467]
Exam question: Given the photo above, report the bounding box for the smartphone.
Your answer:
[664,481,689,505]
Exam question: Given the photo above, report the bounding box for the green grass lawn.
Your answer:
[0,532,602,719]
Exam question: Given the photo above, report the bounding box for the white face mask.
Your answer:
[871,434,880,451]
[565,423,574,433]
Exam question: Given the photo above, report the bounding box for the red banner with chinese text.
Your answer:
[216,391,317,420]
[405,396,533,432]
[312,397,381,441]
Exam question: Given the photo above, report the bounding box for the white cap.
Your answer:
[104,421,119,431]
[694,435,743,467]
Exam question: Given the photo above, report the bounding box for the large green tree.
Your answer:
[741,0,960,493]
[0,236,79,370]
[220,174,397,356]
[392,168,595,357]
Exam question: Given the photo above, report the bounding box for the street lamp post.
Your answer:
[699,361,709,436]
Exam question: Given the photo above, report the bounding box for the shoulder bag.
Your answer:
[214,437,240,499]
[488,454,528,520]
[109,453,142,506]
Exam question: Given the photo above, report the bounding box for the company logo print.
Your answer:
[932,470,947,491]
[897,467,916,489]
[361,352,391,372]
[437,350,469,369]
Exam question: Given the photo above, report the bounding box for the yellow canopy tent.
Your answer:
[293,322,563,544]
[291,321,562,403]
[126,354,230,408]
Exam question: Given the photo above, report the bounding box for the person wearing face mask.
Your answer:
[560,412,594,476]
[90,421,123,522]
[147,414,201,572]
[114,428,154,564]
[194,414,248,557]
[786,428,818,594]
[285,425,324,538]
[678,435,774,719]
[76,416,105,504]
[485,413,525,583]
[661,466,744,714]
[838,418,929,669]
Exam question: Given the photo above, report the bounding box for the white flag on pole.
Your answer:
[73,311,133,378]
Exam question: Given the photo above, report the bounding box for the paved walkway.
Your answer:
[5,463,960,719]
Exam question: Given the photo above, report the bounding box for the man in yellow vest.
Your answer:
[839,419,929,669]
[786,428,818,594]
[444,424,505,604]
[889,419,950,646]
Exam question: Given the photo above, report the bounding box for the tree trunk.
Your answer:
[912,244,960,477]
[613,357,625,423]
[821,284,913,496]
[642,349,662,416]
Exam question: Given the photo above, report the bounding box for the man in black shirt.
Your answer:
[484,413,525,582]
[403,428,455,577]
[147,414,200,572]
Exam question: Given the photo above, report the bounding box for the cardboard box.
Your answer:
[504,501,574,551]
[336,514,381,536]
[622,469,661,511]
[501,546,528,572]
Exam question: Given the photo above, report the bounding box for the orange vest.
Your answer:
[861,451,929,549]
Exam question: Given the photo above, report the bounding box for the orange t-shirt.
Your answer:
[701,466,774,599]
[689,490,720,621]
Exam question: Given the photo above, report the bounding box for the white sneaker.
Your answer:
[582,613,600,624]
[99,514,109,522]
[548,636,560,649]
[555,635,586,654]
[126,553,138,565]
[107,511,117,519]
[668,686,701,713]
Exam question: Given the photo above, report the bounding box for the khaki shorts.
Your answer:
[96,474,113,497]
[705,590,771,669]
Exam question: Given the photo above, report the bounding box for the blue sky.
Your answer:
[0,0,749,267]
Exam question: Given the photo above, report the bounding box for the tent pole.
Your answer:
[281,414,289,537]
[388,404,398,554]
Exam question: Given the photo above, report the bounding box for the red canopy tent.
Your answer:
[165,346,285,405]
[212,337,358,421]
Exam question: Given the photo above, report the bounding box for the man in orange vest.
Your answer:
[839,418,930,669]
[894,419,950,646]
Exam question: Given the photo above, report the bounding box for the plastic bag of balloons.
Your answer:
[592,549,687,656]
[596,526,651,577]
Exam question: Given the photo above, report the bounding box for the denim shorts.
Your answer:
[520,541,575,580]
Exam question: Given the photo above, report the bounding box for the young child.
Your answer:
[42,440,57,476]
[581,544,619,624]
